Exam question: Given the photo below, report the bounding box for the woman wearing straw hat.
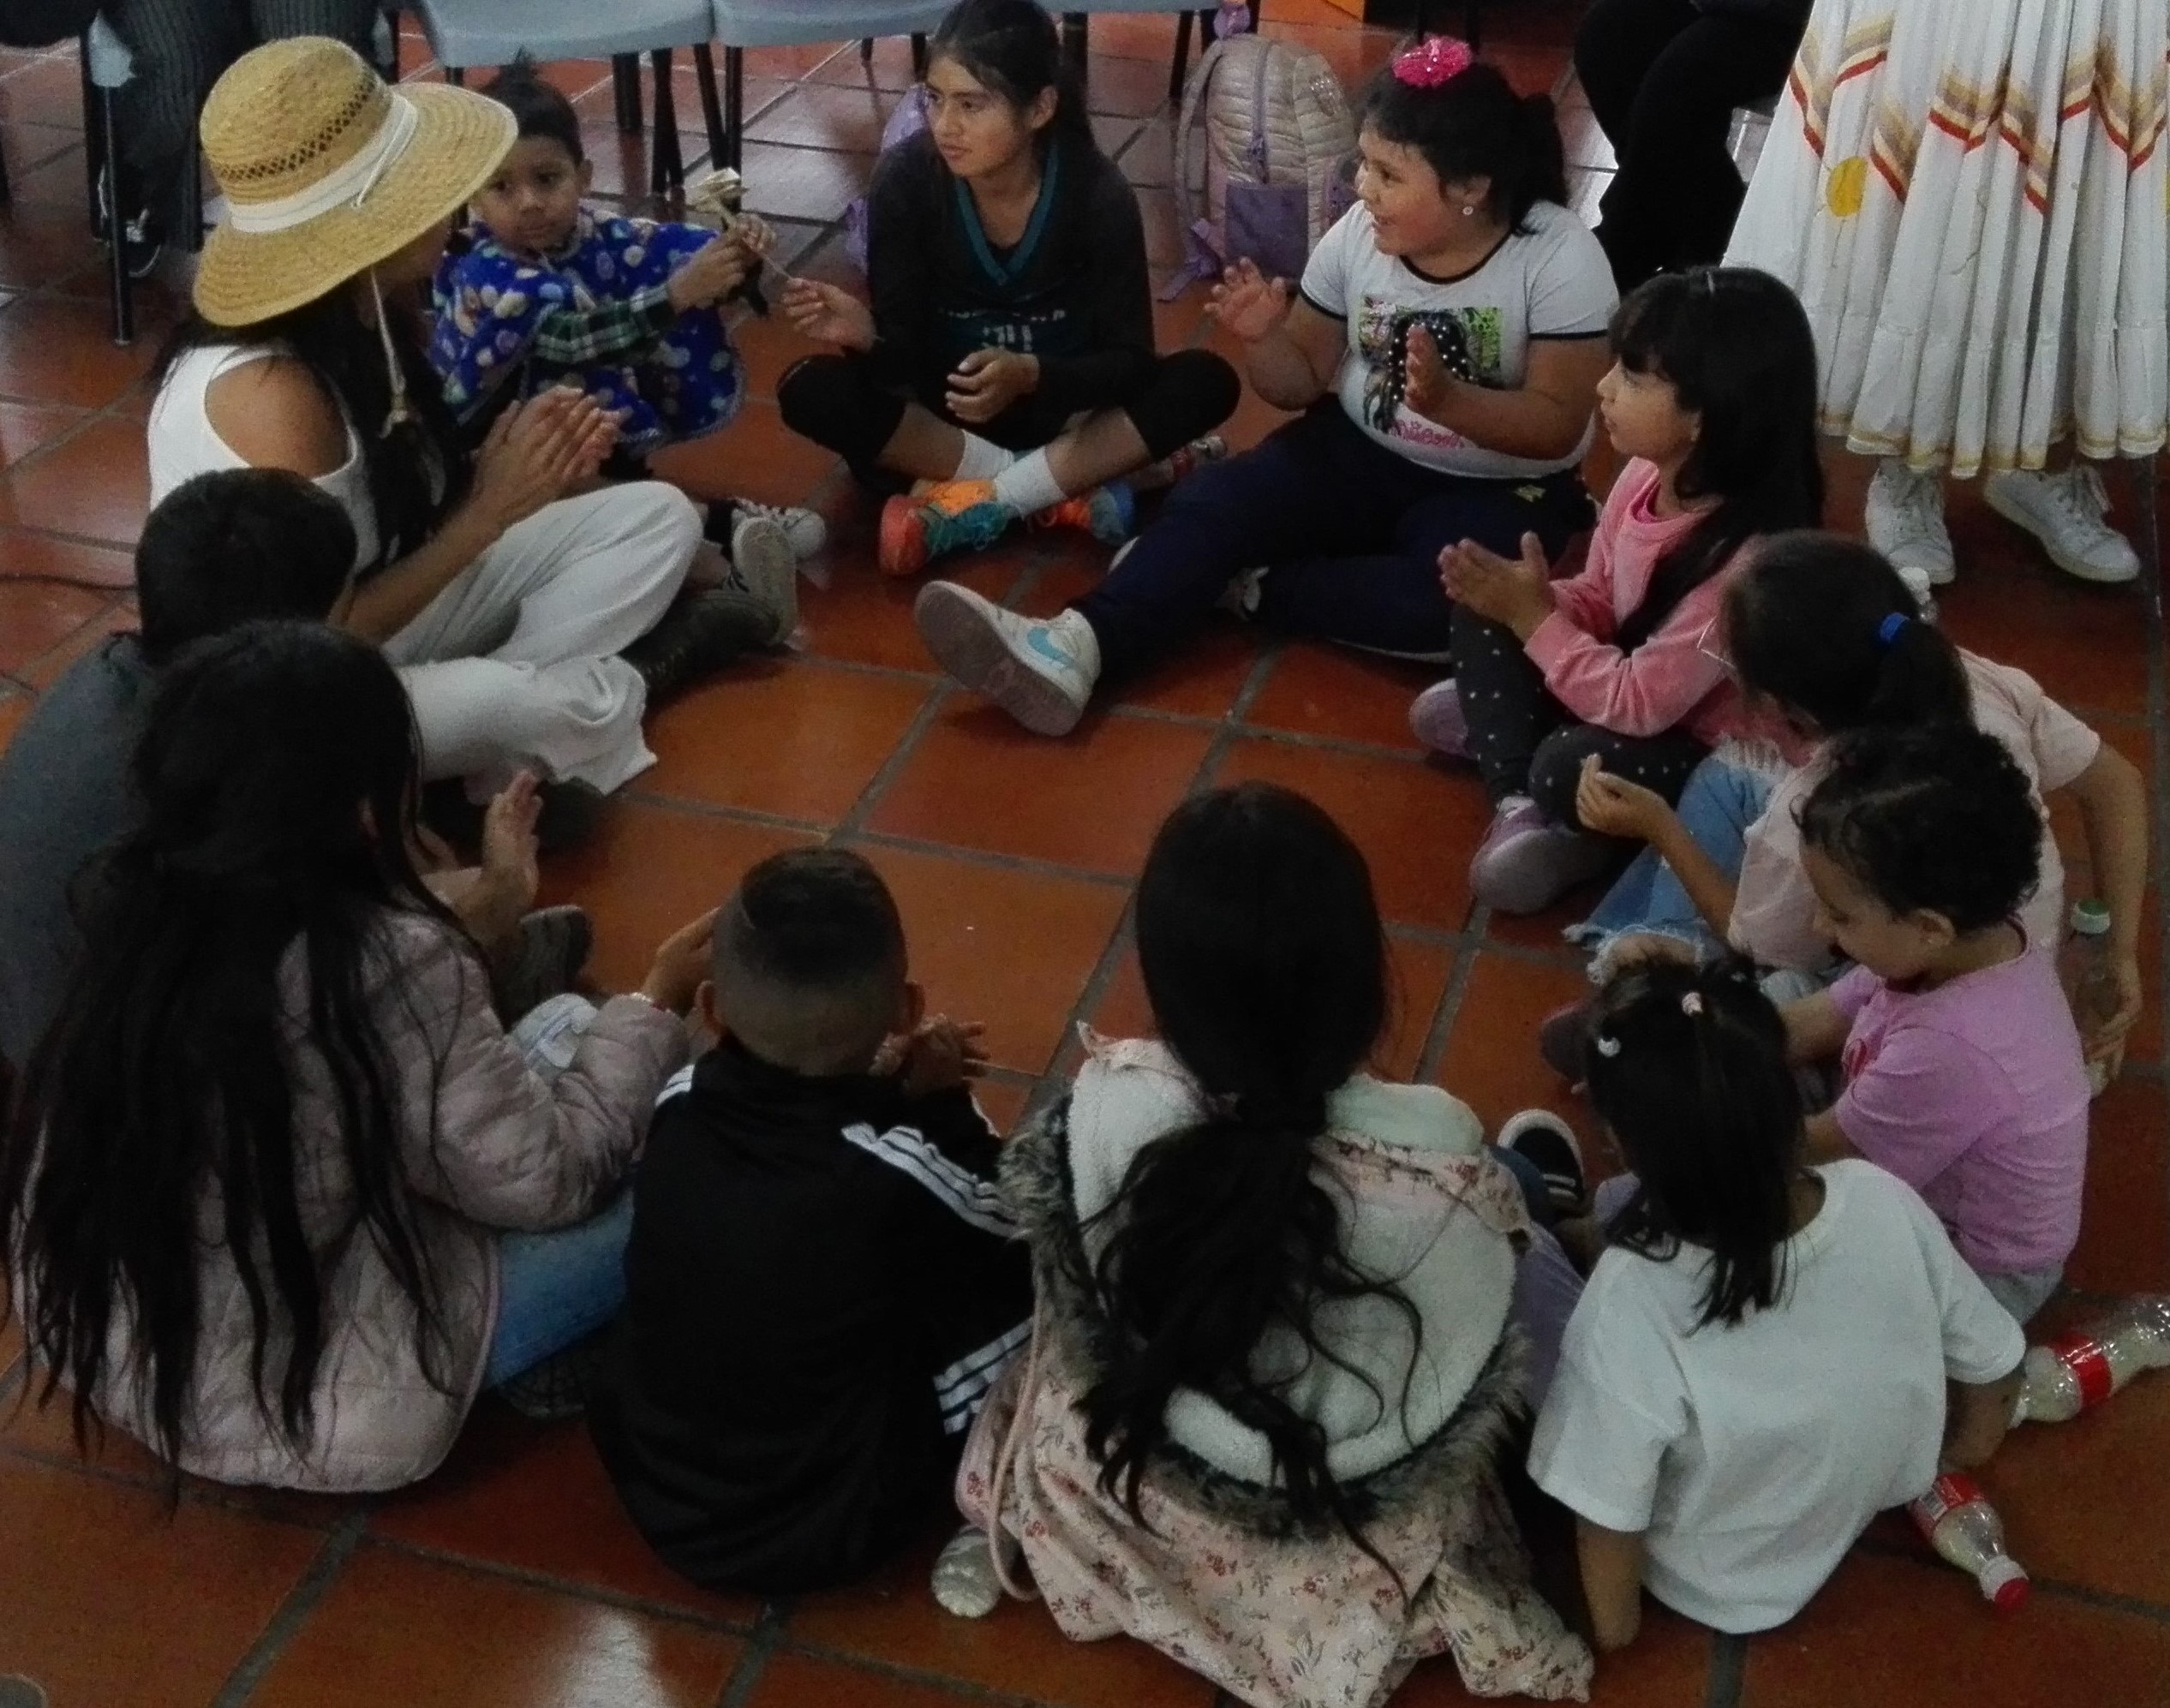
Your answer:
[147,38,793,840]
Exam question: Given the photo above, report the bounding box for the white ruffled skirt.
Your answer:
[1725,0,2168,476]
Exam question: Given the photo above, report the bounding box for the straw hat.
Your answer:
[194,37,516,327]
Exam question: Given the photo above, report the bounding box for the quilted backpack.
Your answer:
[843,83,933,275]
[1166,16,1357,296]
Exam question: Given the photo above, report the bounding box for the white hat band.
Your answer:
[226,92,422,235]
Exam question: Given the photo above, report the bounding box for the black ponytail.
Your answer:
[1360,57,1568,233]
[1608,269,1825,652]
[929,0,1095,153]
[1723,531,1972,737]
[1584,959,1803,1329]
[1082,785,1416,1550]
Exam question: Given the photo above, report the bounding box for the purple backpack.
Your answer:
[844,83,933,274]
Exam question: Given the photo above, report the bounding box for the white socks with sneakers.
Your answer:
[991,450,1067,517]
[953,433,1018,481]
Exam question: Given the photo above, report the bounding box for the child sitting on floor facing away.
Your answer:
[589,848,1031,1595]
[429,57,822,566]
[943,782,1592,1706]
[1526,959,2024,1649]
[1781,723,2092,1324]
[1412,266,1823,916]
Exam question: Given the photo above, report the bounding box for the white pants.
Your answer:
[383,483,700,794]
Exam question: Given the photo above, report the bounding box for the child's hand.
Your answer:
[1574,755,1674,844]
[477,770,543,913]
[1402,324,1459,426]
[640,908,719,1016]
[667,234,752,313]
[733,212,778,260]
[780,278,878,351]
[1439,532,1553,633]
[2084,952,2144,1079]
[1205,260,1291,343]
[946,349,1038,423]
[892,1016,990,1097]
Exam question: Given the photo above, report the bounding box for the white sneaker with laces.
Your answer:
[726,511,798,642]
[914,582,1100,736]
[1864,459,1957,586]
[733,499,827,560]
[1982,464,2141,585]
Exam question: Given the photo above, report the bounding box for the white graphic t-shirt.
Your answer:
[1299,200,1616,481]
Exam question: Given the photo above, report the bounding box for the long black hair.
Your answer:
[1797,724,2042,934]
[158,288,471,572]
[1082,784,1418,1544]
[1723,531,1972,737]
[1609,268,1825,653]
[1360,55,1568,232]
[1,621,463,1486]
[1583,959,1805,1328]
[928,0,1095,153]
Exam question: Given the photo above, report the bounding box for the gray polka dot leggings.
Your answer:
[1448,605,1709,824]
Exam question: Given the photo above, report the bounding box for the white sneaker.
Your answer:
[722,498,826,561]
[914,582,1100,737]
[726,511,798,642]
[1982,465,2141,585]
[1864,459,1957,586]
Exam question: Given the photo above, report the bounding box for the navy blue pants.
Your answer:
[1073,403,1594,680]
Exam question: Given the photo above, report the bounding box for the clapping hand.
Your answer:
[472,387,619,530]
[1439,531,1554,634]
[1205,259,1292,343]
[875,1015,991,1096]
[1402,324,1457,425]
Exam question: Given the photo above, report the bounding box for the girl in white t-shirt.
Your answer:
[1522,959,2024,1647]
[1556,532,2148,1081]
[915,37,1619,738]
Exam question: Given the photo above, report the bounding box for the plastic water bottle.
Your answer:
[1910,1473,2030,1609]
[2012,1295,2170,1424]
[2059,899,2118,1097]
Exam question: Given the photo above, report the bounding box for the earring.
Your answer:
[1460,204,1476,217]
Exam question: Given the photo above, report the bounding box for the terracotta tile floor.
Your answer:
[3,7,2167,1706]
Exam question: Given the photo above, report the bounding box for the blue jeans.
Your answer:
[1073,403,1594,678]
[483,1188,637,1388]
[1569,751,1777,960]
[479,994,638,1387]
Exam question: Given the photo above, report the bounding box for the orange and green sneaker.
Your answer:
[1026,480,1135,544]
[877,480,1021,577]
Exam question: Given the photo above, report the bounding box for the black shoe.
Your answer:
[534,779,608,855]
[490,905,595,1020]
[1500,1110,1587,1217]
[622,588,776,708]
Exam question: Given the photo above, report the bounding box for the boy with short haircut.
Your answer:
[428,57,822,565]
[591,848,1031,1594]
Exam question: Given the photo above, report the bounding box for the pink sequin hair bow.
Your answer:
[1392,35,1474,87]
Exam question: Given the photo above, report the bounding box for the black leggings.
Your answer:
[776,349,1240,482]
[1450,605,1708,821]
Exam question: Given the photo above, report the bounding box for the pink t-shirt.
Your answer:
[1729,653,2101,972]
[1829,944,2089,1276]
[1523,459,1749,747]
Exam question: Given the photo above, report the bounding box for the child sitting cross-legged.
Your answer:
[1522,959,2025,1648]
[429,57,823,579]
[589,848,1032,1595]
[1780,723,2093,1324]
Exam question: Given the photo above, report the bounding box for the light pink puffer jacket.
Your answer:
[69,909,687,1492]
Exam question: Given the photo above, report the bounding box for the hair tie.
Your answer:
[1680,992,1705,1018]
[1593,1033,1623,1058]
[1877,612,1911,648]
[1392,35,1474,87]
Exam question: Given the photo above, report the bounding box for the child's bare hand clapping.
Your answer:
[1205,260,1291,343]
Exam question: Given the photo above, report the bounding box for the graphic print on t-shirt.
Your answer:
[1355,299,1503,447]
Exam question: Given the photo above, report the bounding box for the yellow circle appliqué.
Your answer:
[1826,156,1868,218]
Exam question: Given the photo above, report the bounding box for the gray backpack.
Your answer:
[1164,22,1357,296]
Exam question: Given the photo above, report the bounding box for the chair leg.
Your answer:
[100,87,132,347]
[380,7,402,80]
[1171,10,1193,101]
[2132,454,2163,626]
[723,45,744,172]
[691,44,726,174]
[910,33,929,79]
[860,37,875,67]
[445,63,465,87]
[81,47,105,231]
[613,54,643,134]
[649,49,684,196]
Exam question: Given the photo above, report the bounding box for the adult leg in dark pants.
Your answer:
[1572,0,1808,290]
[1252,469,1593,659]
[1450,606,1708,914]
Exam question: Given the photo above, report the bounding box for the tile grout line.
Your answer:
[206,1508,370,1708]
[710,1601,791,1708]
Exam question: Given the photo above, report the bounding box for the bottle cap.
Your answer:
[1982,1558,2031,1610]
[2070,899,2112,937]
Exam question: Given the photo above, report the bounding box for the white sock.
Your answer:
[991,450,1067,517]
[953,433,1018,481]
